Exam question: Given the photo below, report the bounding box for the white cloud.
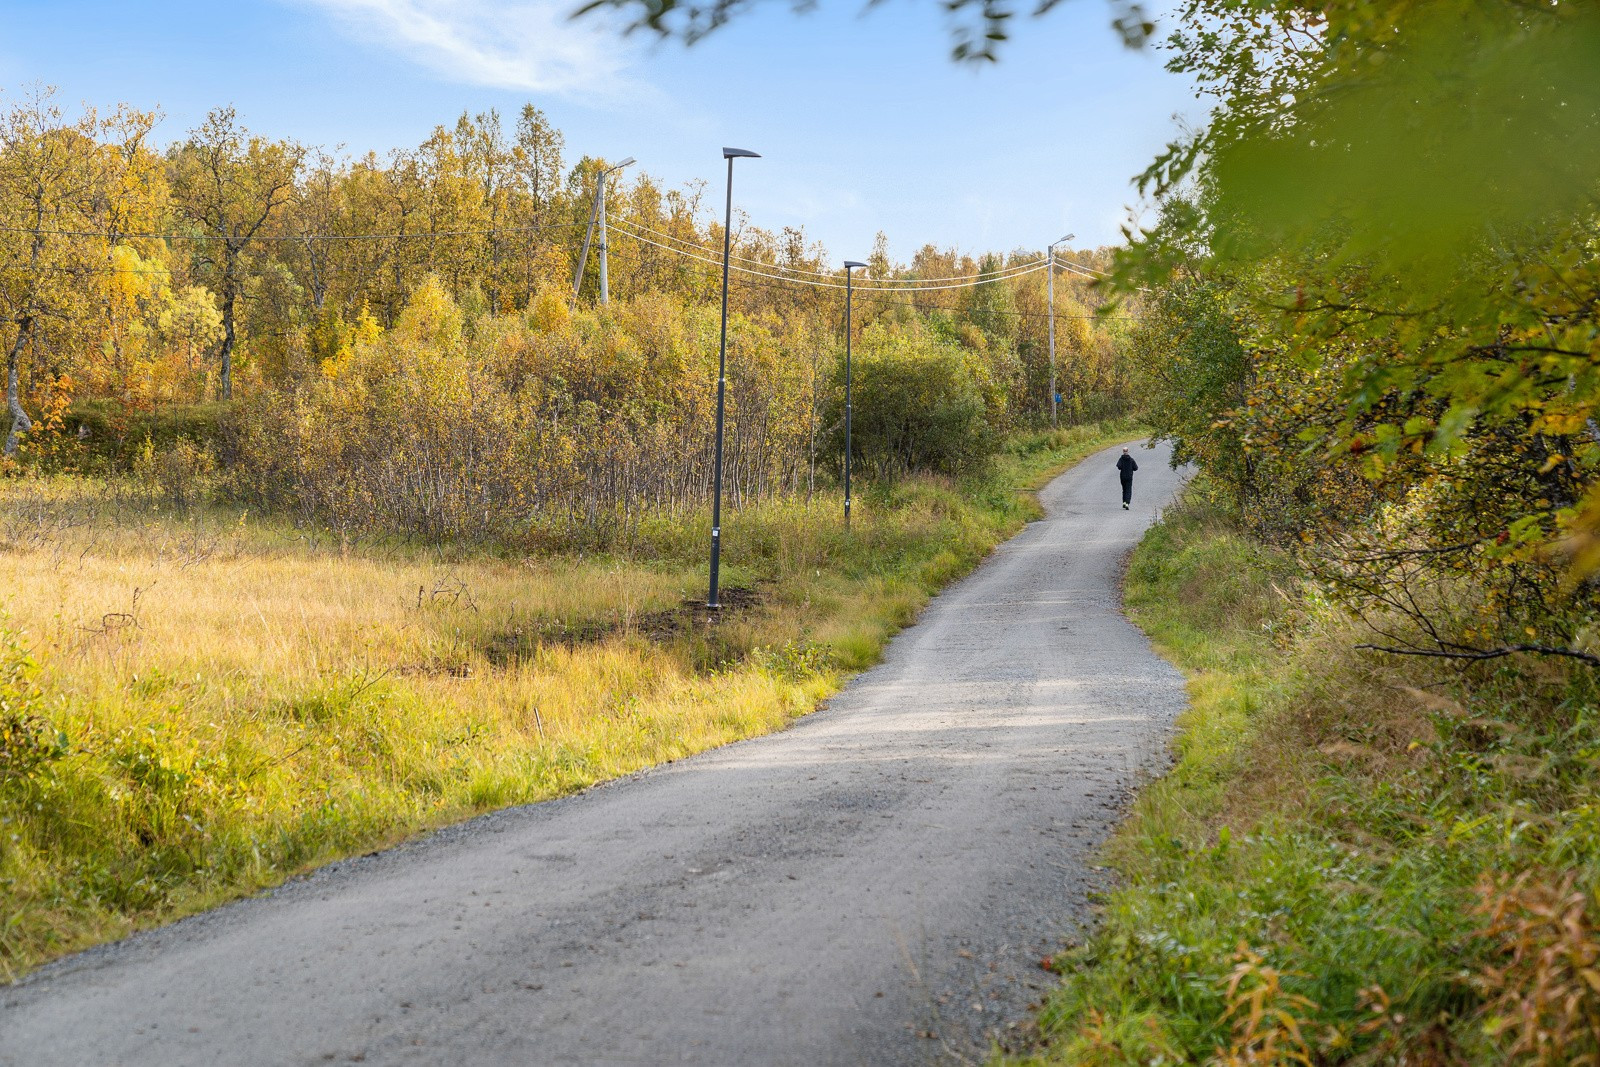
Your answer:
[293,0,648,100]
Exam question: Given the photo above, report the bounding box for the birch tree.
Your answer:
[168,107,303,399]
[0,89,97,455]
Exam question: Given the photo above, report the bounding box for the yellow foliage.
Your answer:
[1210,945,1321,1066]
[528,287,569,333]
[1474,870,1600,1065]
[393,275,465,352]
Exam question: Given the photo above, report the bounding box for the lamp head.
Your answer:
[615,156,636,169]
[722,147,761,159]
[843,260,868,270]
[1053,232,1076,247]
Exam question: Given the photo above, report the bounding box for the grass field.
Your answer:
[0,419,1143,979]
[1012,487,1600,1064]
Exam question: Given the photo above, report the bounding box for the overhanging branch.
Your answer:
[1355,642,1600,667]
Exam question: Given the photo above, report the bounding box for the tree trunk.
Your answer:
[5,319,34,456]
[219,284,237,401]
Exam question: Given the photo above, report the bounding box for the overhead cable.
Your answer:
[613,215,1055,286]
[0,219,583,242]
[613,226,1050,292]
[604,242,1136,320]
[1054,260,1108,281]
[1065,258,1111,277]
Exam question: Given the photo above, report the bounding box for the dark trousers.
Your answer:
[1121,476,1133,504]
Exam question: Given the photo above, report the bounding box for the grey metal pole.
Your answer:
[598,169,610,305]
[841,260,867,529]
[708,148,758,608]
[1047,245,1057,430]
[708,155,733,609]
[572,158,633,302]
[845,267,853,528]
[1045,233,1074,430]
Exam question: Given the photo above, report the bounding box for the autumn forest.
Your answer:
[0,91,1131,545]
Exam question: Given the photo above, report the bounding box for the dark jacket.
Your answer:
[1116,453,1138,480]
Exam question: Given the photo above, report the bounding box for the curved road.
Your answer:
[2,441,1190,1066]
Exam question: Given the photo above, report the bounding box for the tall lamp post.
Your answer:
[842,260,867,528]
[1046,232,1075,430]
[572,156,635,303]
[707,147,760,610]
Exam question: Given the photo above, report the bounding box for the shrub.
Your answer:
[133,435,217,509]
[227,281,824,547]
[0,629,65,784]
[824,322,994,480]
[68,399,232,473]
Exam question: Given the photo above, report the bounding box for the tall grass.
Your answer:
[1011,487,1600,1065]
[0,419,1144,980]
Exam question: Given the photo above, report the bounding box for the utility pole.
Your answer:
[598,169,610,304]
[572,156,634,302]
[1047,233,1075,430]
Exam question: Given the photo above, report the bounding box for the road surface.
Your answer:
[2,441,1190,1066]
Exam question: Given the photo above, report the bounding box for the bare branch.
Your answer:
[1355,642,1600,668]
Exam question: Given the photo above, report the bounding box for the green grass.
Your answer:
[0,418,1145,980]
[1010,487,1600,1065]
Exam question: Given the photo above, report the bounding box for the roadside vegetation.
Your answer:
[1011,1,1600,1062]
[1020,487,1600,1063]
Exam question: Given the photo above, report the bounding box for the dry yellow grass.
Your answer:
[0,488,835,976]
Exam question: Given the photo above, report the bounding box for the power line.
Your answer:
[2,217,1047,294]
[0,219,584,242]
[848,287,1135,321]
[1,197,1119,316]
[5,237,1132,322]
[611,224,1050,293]
[615,215,1056,285]
[0,261,172,276]
[1054,261,1107,282]
[614,217,842,278]
[604,242,1135,321]
[1052,255,1110,278]
[1,204,1108,292]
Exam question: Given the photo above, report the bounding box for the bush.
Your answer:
[824,322,994,480]
[227,281,824,547]
[67,399,233,473]
[133,436,217,509]
[0,629,65,784]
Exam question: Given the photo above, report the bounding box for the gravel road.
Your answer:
[2,441,1191,1066]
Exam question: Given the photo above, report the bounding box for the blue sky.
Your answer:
[0,0,1202,264]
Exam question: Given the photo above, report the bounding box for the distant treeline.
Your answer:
[0,89,1139,544]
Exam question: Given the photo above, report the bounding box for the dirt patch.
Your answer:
[394,658,475,679]
[482,585,763,667]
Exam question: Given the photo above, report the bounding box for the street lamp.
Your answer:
[842,260,868,528]
[1047,232,1075,430]
[572,156,635,304]
[707,147,760,610]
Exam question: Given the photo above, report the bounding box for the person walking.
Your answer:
[1116,447,1138,509]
